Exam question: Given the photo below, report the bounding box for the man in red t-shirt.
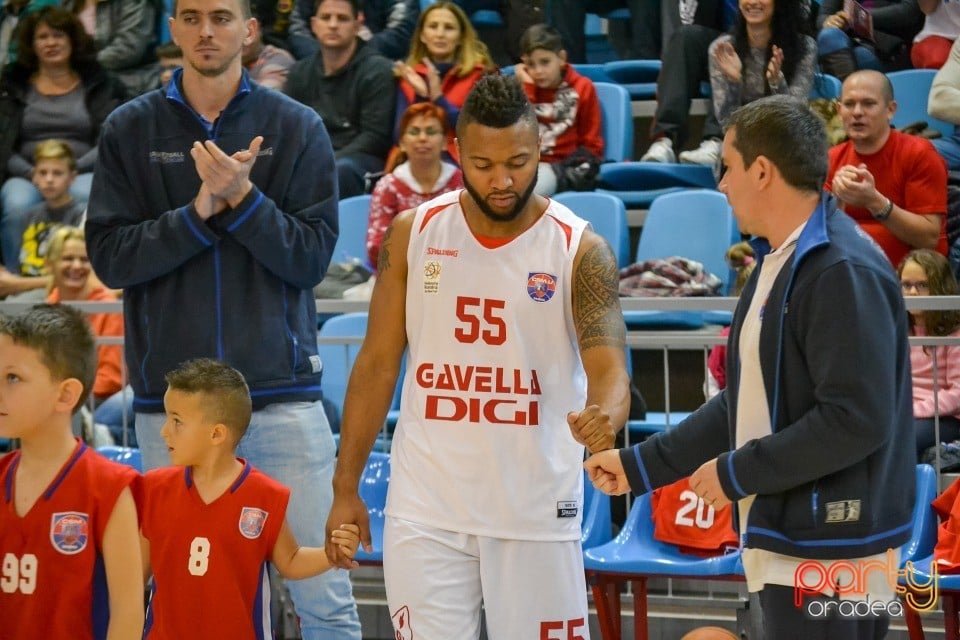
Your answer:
[825,70,947,268]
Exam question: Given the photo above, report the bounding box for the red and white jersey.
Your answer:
[651,478,738,556]
[141,460,289,640]
[0,440,139,640]
[386,190,589,540]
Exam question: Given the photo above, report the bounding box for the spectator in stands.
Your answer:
[900,248,960,457]
[366,102,462,267]
[0,0,56,68]
[250,0,297,52]
[912,0,960,69]
[289,0,419,60]
[62,0,158,96]
[393,1,495,163]
[84,0,360,631]
[826,70,947,267]
[0,7,124,273]
[705,241,755,399]
[454,0,545,64]
[156,40,182,87]
[244,17,295,90]
[816,0,923,79]
[708,0,817,136]
[929,37,960,169]
[44,225,123,407]
[286,0,395,198]
[586,95,915,640]
[548,0,659,62]
[640,0,735,164]
[514,23,603,195]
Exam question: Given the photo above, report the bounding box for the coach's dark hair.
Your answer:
[725,95,828,193]
[173,0,252,19]
[456,73,537,137]
[0,304,96,412]
[165,358,253,442]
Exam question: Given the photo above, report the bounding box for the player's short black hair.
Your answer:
[0,304,96,413]
[165,358,253,442]
[456,73,537,137]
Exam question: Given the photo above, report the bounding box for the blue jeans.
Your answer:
[817,27,883,72]
[0,172,94,272]
[136,400,361,639]
[934,133,960,171]
[95,385,136,447]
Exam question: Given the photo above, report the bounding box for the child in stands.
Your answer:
[514,24,604,195]
[0,303,142,639]
[139,358,361,639]
[899,249,960,458]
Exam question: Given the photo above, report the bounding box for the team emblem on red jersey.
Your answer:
[50,511,90,554]
[391,605,414,640]
[527,272,557,302]
[238,507,269,539]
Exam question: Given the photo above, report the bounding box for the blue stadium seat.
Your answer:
[597,162,717,209]
[95,446,143,472]
[583,491,743,640]
[354,451,390,565]
[334,194,373,269]
[809,72,842,100]
[602,59,661,100]
[582,470,612,550]
[594,82,634,162]
[628,411,693,438]
[316,312,368,427]
[553,191,630,266]
[571,64,615,84]
[623,190,737,328]
[888,69,955,137]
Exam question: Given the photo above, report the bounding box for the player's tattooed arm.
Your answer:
[573,234,626,351]
[376,209,414,276]
[377,222,395,275]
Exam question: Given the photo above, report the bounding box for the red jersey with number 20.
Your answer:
[141,461,289,640]
[650,477,738,556]
[388,190,589,541]
[0,441,138,640]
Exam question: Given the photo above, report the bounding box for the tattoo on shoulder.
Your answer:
[574,241,626,351]
[377,223,394,274]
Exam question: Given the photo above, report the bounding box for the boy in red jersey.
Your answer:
[139,358,360,640]
[0,303,143,640]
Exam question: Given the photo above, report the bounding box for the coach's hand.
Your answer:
[325,492,371,570]
[191,136,263,209]
[567,405,616,454]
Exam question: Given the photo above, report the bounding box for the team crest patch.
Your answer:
[391,605,414,639]
[50,512,90,555]
[527,272,557,302]
[239,507,269,539]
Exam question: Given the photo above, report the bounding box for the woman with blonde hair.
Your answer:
[393,1,495,162]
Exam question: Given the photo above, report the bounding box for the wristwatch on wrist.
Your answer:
[871,198,893,221]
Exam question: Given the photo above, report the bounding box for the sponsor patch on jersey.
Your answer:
[423,260,441,294]
[825,499,861,523]
[391,605,414,639]
[50,511,90,555]
[239,507,269,539]
[527,272,557,303]
[557,500,578,518]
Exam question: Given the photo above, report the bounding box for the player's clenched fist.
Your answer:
[567,405,616,453]
[583,450,632,496]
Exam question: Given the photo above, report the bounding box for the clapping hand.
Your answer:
[190,136,263,218]
[713,41,743,83]
[766,45,784,87]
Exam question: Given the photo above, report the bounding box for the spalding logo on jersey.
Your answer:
[527,272,557,302]
[239,507,269,539]
[50,511,90,555]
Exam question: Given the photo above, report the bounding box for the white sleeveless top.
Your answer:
[384,190,589,540]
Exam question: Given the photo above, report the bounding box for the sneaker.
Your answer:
[641,137,676,163]
[679,138,722,166]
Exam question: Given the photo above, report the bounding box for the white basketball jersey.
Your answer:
[385,190,589,541]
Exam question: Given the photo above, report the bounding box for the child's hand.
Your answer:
[331,524,361,569]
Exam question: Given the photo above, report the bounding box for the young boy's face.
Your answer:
[0,335,64,439]
[522,47,566,90]
[161,389,217,466]
[32,158,76,205]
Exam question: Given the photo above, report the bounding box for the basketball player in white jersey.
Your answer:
[325,74,631,639]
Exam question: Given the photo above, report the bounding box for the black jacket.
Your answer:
[817,0,924,60]
[622,196,915,560]
[0,60,126,179]
[285,38,395,160]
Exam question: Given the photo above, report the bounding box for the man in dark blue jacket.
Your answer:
[586,95,915,640]
[84,0,360,636]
